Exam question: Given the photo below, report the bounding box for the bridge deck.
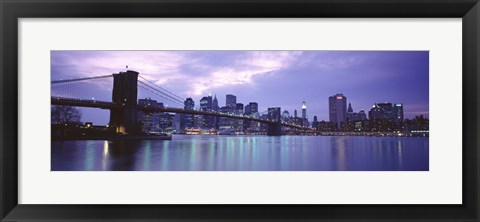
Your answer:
[51,97,314,131]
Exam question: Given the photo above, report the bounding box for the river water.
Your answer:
[51,135,428,171]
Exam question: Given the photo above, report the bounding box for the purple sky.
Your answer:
[51,51,429,125]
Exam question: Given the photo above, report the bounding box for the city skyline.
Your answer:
[51,50,429,124]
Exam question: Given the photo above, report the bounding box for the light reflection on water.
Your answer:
[51,135,429,171]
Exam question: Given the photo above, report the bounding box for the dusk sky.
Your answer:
[51,51,429,125]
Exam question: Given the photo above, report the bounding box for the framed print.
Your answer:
[1,0,479,221]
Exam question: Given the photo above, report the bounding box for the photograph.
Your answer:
[50,50,429,171]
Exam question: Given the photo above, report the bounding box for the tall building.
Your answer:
[193,115,205,129]
[218,106,234,134]
[244,102,259,132]
[248,102,258,113]
[212,95,219,111]
[200,97,209,111]
[294,109,298,118]
[235,103,244,114]
[226,94,236,108]
[329,93,347,129]
[212,95,219,129]
[158,113,174,133]
[182,98,195,129]
[172,113,182,132]
[245,104,251,115]
[282,110,290,122]
[234,103,244,132]
[393,103,404,122]
[312,116,319,128]
[347,103,353,113]
[137,98,164,134]
[199,96,213,129]
[301,101,308,127]
[302,101,307,119]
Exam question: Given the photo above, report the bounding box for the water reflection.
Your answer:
[51,135,429,171]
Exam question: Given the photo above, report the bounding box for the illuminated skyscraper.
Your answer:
[329,93,347,129]
[302,101,307,119]
[301,101,308,127]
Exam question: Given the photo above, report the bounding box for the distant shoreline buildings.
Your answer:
[53,91,428,137]
[133,92,428,137]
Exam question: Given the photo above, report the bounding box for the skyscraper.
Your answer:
[329,93,347,129]
[244,104,251,115]
[212,95,219,129]
[282,110,290,122]
[248,102,258,113]
[200,97,209,111]
[312,116,319,128]
[302,101,307,119]
[301,101,308,127]
[393,103,404,122]
[244,102,258,132]
[137,98,163,134]
[212,95,219,111]
[182,98,195,129]
[226,94,236,108]
[235,103,244,114]
[347,103,353,113]
[200,96,212,128]
[158,113,174,133]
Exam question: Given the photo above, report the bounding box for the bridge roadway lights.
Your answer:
[267,122,282,136]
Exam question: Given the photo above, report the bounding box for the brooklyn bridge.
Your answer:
[51,70,316,136]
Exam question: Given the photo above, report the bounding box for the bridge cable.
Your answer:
[51,74,113,84]
[138,82,184,106]
[138,75,185,101]
[137,80,184,104]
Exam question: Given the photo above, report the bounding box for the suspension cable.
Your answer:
[138,75,184,101]
[137,80,185,104]
[138,82,184,106]
[51,74,113,84]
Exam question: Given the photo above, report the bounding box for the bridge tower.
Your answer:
[109,70,139,134]
[267,107,282,136]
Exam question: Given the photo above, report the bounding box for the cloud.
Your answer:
[182,51,303,96]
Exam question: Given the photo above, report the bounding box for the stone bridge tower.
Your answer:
[109,70,139,134]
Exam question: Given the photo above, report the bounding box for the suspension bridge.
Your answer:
[51,70,316,136]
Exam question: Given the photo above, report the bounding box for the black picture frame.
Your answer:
[1,0,479,221]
